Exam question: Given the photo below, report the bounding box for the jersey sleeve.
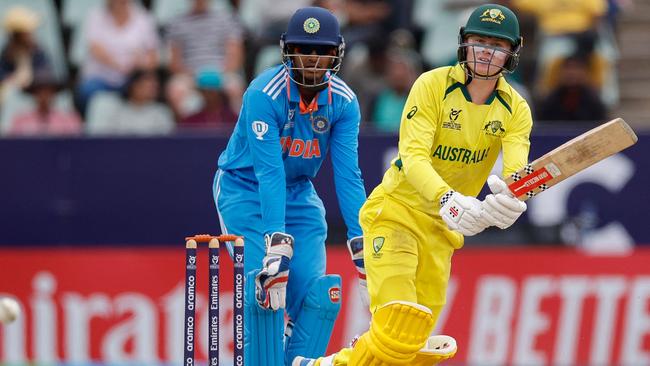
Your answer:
[330,98,367,239]
[501,100,533,177]
[398,74,452,206]
[242,89,286,235]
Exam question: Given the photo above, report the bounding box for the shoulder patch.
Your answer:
[252,121,269,140]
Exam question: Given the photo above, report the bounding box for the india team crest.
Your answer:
[312,115,330,133]
[303,17,320,34]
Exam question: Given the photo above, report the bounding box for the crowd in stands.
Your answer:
[0,0,630,137]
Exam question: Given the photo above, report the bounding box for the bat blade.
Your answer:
[505,118,638,201]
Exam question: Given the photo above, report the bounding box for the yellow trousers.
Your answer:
[330,187,463,365]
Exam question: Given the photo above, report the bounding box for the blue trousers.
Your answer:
[213,169,327,320]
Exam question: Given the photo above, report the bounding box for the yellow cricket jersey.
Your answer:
[378,64,533,217]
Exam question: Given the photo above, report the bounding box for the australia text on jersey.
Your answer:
[433,145,490,164]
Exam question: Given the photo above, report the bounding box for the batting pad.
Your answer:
[348,301,434,365]
[285,275,342,364]
[244,270,284,366]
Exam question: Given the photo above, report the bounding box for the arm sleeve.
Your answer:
[330,98,367,239]
[398,74,452,205]
[501,100,533,177]
[243,90,286,234]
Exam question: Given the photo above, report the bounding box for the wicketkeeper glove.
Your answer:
[255,232,294,310]
[439,190,488,236]
[481,175,527,229]
[347,236,369,308]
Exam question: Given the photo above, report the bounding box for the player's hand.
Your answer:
[439,190,487,236]
[255,232,294,310]
[481,175,527,229]
[346,236,369,308]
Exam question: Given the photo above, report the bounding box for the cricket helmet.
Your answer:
[280,7,345,87]
[457,4,523,79]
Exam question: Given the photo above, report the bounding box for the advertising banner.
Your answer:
[2,247,649,365]
[1,133,648,245]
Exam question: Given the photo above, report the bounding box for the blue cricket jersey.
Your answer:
[218,65,367,239]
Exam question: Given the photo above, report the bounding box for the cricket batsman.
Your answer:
[293,4,532,365]
[213,7,367,366]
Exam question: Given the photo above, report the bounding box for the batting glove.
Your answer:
[255,232,294,310]
[481,175,527,229]
[346,236,369,308]
[439,190,487,236]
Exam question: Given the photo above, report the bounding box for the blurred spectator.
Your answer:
[341,36,389,123]
[342,29,419,126]
[539,32,609,99]
[509,0,615,103]
[0,6,51,100]
[241,0,312,42]
[537,54,607,123]
[511,0,607,37]
[77,0,160,113]
[371,49,421,132]
[7,70,82,136]
[165,0,245,120]
[338,0,392,50]
[179,68,238,130]
[86,69,174,135]
[320,0,416,51]
[166,0,244,76]
[240,0,311,80]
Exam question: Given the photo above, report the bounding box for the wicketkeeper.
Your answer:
[213,7,368,366]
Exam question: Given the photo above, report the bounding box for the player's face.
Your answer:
[289,44,337,85]
[464,35,512,77]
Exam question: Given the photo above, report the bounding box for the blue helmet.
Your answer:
[280,7,345,87]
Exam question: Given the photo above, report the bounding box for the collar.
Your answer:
[449,63,512,97]
[287,75,333,114]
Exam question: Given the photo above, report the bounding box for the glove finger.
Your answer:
[457,218,480,234]
[485,195,520,219]
[275,290,285,310]
[279,291,286,309]
[266,291,277,310]
[487,174,508,195]
[256,289,269,308]
[484,206,513,229]
[494,193,527,212]
[484,201,511,224]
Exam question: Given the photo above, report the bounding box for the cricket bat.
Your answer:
[505,118,638,201]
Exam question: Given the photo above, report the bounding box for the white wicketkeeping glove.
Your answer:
[481,175,527,229]
[255,232,294,310]
[347,236,369,308]
[439,190,487,236]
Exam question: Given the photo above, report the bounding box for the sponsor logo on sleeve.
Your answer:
[407,106,418,119]
[252,121,269,140]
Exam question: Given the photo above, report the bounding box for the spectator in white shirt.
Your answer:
[76,0,159,113]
